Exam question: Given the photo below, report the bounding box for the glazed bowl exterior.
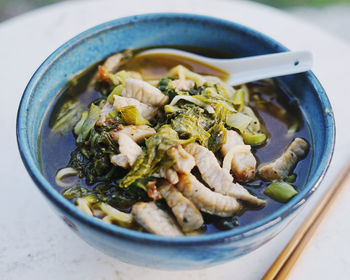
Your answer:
[17,13,335,269]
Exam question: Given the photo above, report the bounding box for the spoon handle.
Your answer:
[219,51,313,86]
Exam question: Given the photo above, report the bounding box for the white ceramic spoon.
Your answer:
[137,48,313,86]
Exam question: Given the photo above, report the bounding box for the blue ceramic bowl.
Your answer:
[17,13,335,269]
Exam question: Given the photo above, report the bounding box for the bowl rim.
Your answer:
[17,13,335,245]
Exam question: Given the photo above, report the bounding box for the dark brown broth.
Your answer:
[39,48,312,234]
[119,53,228,81]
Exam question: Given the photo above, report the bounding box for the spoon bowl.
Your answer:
[138,48,313,85]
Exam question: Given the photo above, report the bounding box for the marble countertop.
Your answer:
[1,0,349,279]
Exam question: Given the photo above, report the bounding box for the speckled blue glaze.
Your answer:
[17,13,335,269]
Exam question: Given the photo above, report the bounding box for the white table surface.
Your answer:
[1,0,349,279]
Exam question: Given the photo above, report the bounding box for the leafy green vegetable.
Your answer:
[242,130,266,146]
[73,111,88,136]
[74,103,101,143]
[62,187,90,200]
[285,174,297,183]
[94,182,149,210]
[232,88,246,112]
[208,122,227,153]
[226,112,253,132]
[120,105,150,125]
[214,83,230,99]
[242,106,261,132]
[194,88,236,112]
[157,77,178,100]
[214,101,266,145]
[263,181,298,203]
[108,70,140,86]
[170,95,212,112]
[69,113,122,185]
[51,99,83,133]
[171,114,210,146]
[215,103,254,132]
[108,111,118,119]
[107,84,124,104]
[165,105,214,131]
[164,104,180,114]
[158,78,171,91]
[62,182,149,211]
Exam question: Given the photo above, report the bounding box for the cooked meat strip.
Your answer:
[155,167,179,185]
[110,154,129,169]
[131,202,183,237]
[111,124,156,143]
[89,53,125,86]
[258,137,309,181]
[102,53,123,73]
[110,133,142,168]
[158,180,203,232]
[167,145,195,174]
[176,174,240,217]
[185,143,265,206]
[221,130,257,182]
[113,95,157,120]
[122,78,169,106]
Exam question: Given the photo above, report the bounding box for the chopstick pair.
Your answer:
[263,161,350,280]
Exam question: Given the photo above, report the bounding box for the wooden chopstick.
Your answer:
[263,161,350,280]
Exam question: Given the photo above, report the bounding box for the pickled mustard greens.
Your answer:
[42,49,311,236]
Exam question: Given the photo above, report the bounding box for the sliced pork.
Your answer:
[122,78,169,106]
[110,133,142,168]
[185,143,265,206]
[159,181,203,232]
[221,130,257,182]
[258,137,309,181]
[176,174,240,217]
[111,124,156,143]
[131,202,183,237]
[167,145,195,174]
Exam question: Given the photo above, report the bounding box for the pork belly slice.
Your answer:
[258,137,309,181]
[167,145,195,174]
[110,133,142,168]
[111,124,156,144]
[159,180,203,232]
[176,174,240,217]
[113,95,157,120]
[122,78,169,106]
[185,143,265,206]
[131,202,183,237]
[221,130,257,182]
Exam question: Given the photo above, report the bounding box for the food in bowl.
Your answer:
[40,48,311,237]
[18,13,335,268]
